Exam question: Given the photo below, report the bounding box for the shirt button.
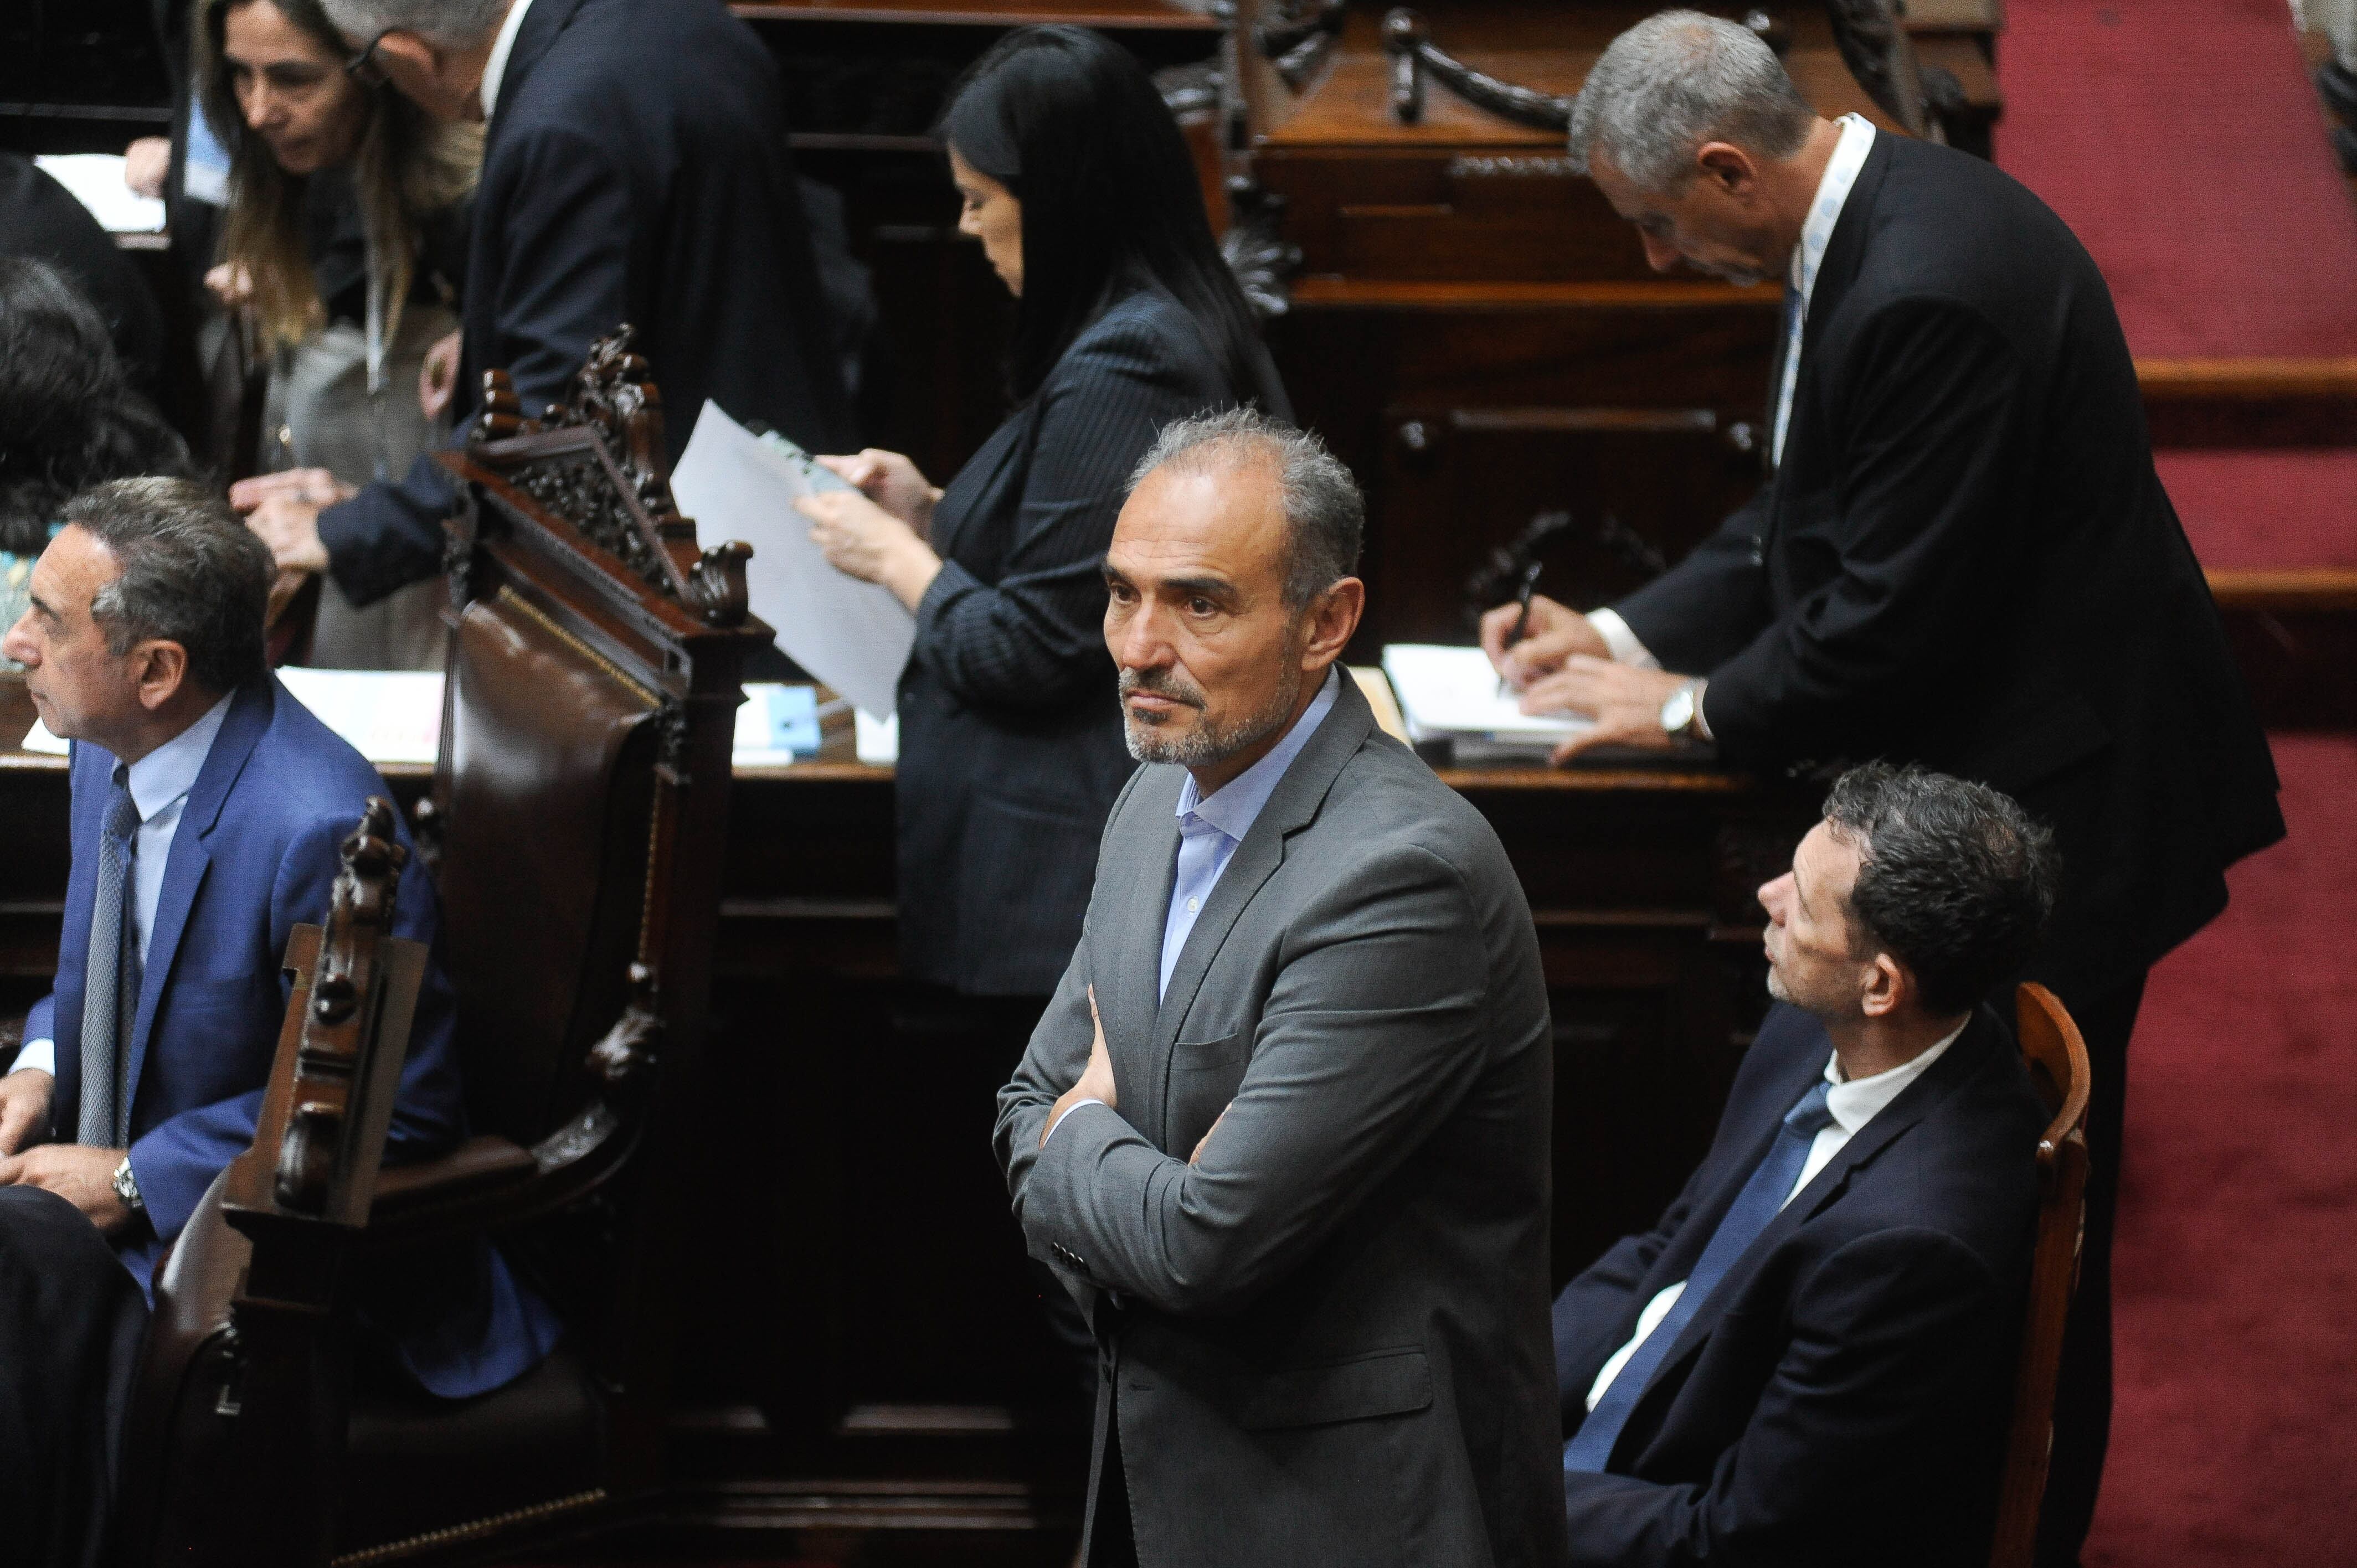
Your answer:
[1186,897,1198,912]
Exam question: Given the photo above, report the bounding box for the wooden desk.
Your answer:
[0,671,1812,1554]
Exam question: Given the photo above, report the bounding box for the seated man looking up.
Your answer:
[0,478,557,1401]
[997,409,1565,1566]
[1555,762,2055,1567]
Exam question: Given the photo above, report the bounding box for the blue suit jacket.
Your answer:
[25,675,559,1398]
[1552,1003,2046,1567]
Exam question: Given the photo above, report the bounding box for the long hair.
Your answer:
[938,26,1285,411]
[0,259,192,556]
[195,0,480,350]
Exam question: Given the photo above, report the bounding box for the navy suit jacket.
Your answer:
[24,675,558,1399]
[1612,134,2281,1000]
[1553,1003,2045,1567]
[317,0,852,607]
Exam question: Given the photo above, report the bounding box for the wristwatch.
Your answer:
[1658,678,1705,740]
[110,1156,144,1214]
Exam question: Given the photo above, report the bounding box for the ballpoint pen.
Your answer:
[1496,559,1543,697]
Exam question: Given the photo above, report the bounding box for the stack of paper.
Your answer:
[34,154,166,235]
[277,668,445,764]
[1380,643,1593,757]
[668,402,915,721]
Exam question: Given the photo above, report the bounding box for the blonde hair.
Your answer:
[195,0,480,349]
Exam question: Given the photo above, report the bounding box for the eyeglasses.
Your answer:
[343,27,397,87]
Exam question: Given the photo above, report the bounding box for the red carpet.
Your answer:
[2092,736,2357,1567]
[1996,0,2357,572]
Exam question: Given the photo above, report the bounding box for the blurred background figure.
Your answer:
[194,0,476,668]
[0,259,193,659]
[0,154,167,389]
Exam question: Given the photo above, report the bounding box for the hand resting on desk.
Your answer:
[1518,656,1695,765]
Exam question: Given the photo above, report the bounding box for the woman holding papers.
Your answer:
[799,26,1290,1005]
[192,0,476,668]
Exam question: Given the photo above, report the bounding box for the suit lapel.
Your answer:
[1150,678,1376,1054]
[487,0,588,130]
[1109,769,1184,1143]
[1636,1004,1999,1405]
[126,679,272,1106]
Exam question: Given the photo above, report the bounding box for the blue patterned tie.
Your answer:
[76,766,141,1148]
[1565,1078,1838,1473]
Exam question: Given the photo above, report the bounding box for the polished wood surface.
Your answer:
[2136,356,2357,448]
[1990,983,2094,1568]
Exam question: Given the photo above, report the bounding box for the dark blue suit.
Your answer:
[1553,1003,2045,1567]
[24,675,558,1398]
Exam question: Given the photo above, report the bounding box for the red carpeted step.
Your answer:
[2092,735,2357,1567]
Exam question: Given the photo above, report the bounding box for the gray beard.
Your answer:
[1123,662,1306,770]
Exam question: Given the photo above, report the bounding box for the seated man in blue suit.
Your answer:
[0,476,557,1404]
[1555,764,2055,1566]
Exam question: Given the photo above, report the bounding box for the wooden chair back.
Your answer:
[118,329,769,1565]
[1988,982,2094,1568]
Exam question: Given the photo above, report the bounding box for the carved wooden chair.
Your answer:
[1987,982,2094,1568]
[114,329,769,1566]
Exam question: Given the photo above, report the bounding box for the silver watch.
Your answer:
[1658,679,1704,740]
[110,1156,144,1214]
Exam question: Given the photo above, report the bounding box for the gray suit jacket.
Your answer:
[995,677,1566,1567]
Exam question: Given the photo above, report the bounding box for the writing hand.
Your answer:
[1516,657,1695,763]
[1478,594,1606,688]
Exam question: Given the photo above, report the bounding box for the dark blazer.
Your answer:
[898,287,1270,997]
[1613,133,2282,998]
[317,0,851,606]
[23,676,559,1399]
[1553,1003,2046,1567]
[999,677,1567,1566]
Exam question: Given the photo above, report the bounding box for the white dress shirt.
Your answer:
[1043,668,1342,1144]
[1582,1015,1967,1414]
[9,693,237,1081]
[480,0,537,121]
[1582,112,1878,726]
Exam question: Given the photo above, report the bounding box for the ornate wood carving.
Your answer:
[1222,177,1302,319]
[1258,0,1348,91]
[466,326,754,628]
[1382,9,1572,132]
[1819,0,1927,134]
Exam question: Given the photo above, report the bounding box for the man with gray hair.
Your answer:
[230,0,851,612]
[0,478,555,1416]
[996,410,1565,1565]
[1482,14,2282,1560]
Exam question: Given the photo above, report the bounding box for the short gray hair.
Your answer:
[1128,408,1362,608]
[1567,9,1815,191]
[63,478,272,697]
[319,0,511,49]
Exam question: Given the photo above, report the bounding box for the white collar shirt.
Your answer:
[1582,1014,1969,1412]
[1771,111,1877,467]
[479,0,537,122]
[9,692,237,1080]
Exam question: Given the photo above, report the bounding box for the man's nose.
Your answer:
[1640,232,1681,274]
[1757,870,1791,919]
[1111,604,1172,670]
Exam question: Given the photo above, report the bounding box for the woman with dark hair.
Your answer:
[799,24,1290,1007]
[0,259,193,654]
[192,0,475,668]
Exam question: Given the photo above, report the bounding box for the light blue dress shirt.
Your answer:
[9,692,237,1081]
[1158,668,1341,1000]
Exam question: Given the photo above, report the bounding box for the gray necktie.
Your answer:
[77,766,141,1148]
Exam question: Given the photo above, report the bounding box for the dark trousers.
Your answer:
[0,1185,150,1568]
[2034,973,2148,1567]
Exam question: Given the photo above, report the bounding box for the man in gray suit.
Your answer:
[996,409,1565,1567]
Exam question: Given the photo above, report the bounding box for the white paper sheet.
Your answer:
[19,716,68,755]
[668,401,915,721]
[1380,643,1594,748]
[34,154,166,235]
[277,668,446,764]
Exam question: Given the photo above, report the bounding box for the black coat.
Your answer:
[1553,1003,2046,1567]
[897,287,1265,997]
[1614,133,2282,998]
[0,153,166,385]
[318,0,850,605]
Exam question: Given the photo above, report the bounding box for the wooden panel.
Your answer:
[2207,568,2357,730]
[2138,357,2357,448]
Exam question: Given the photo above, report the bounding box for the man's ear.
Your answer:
[1857,951,1911,1019]
[130,640,191,713]
[1300,576,1365,670]
[1694,141,1760,199]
